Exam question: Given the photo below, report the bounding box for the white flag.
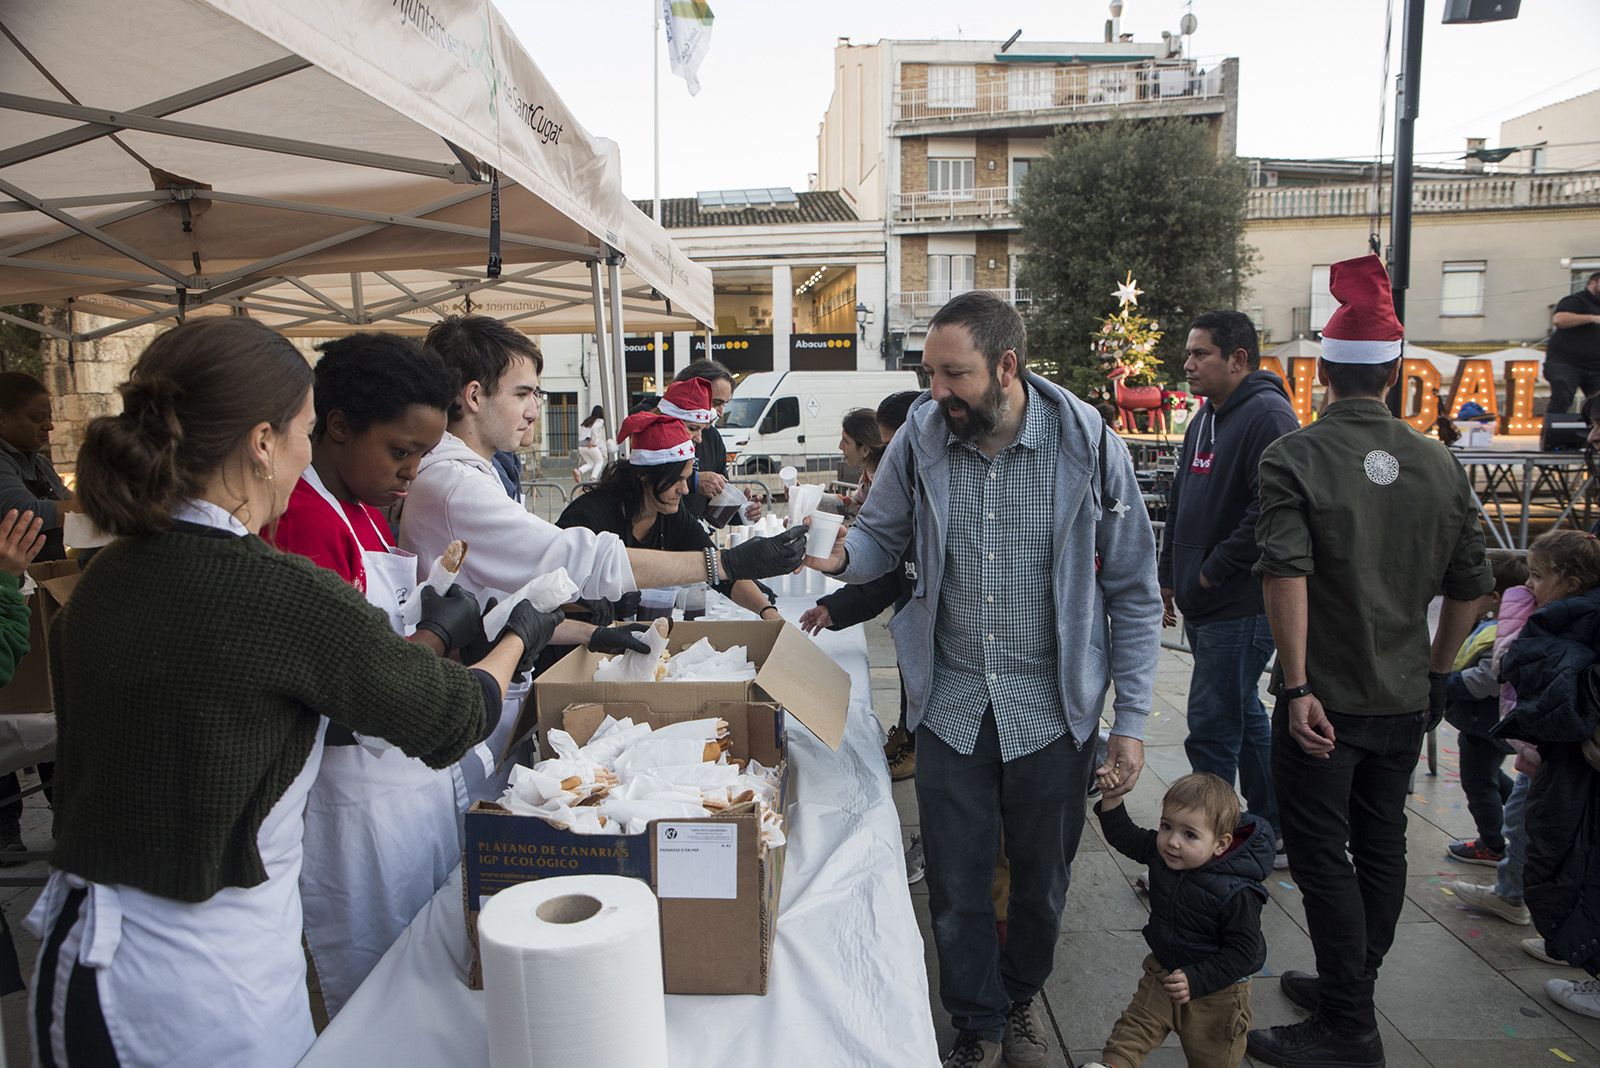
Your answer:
[662,0,714,96]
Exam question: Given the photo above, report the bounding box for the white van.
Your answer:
[719,370,922,473]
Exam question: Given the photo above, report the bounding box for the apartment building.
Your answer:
[816,33,1239,362]
[1244,92,1600,352]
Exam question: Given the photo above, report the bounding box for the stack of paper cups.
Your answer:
[478,876,667,1068]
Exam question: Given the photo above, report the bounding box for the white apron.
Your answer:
[27,500,328,1068]
[297,469,468,1018]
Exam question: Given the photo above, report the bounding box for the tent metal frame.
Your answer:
[0,20,695,425]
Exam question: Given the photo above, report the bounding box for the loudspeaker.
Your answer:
[1540,412,1589,452]
[1442,0,1521,24]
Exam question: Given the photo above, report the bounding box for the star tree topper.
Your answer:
[1113,271,1143,308]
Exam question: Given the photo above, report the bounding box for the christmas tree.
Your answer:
[1094,272,1163,387]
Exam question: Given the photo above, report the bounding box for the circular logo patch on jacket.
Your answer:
[1363,449,1400,486]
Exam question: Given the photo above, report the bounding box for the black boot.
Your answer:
[1279,969,1319,1013]
[1246,1017,1384,1068]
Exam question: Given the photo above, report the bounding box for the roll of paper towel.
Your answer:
[478,875,668,1068]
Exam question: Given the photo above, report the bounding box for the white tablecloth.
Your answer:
[298,596,940,1068]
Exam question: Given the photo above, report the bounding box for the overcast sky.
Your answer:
[503,0,1600,201]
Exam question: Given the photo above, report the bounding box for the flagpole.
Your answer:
[652,0,666,396]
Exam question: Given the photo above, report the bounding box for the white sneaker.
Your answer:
[1523,937,1569,966]
[1546,978,1600,1020]
[1449,881,1532,925]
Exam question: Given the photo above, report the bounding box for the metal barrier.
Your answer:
[521,479,573,524]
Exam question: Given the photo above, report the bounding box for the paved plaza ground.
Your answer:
[863,619,1600,1068]
[0,620,1596,1066]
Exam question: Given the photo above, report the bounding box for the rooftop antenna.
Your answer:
[1001,29,1022,53]
[1179,7,1198,56]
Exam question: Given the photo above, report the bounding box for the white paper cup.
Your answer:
[805,511,844,558]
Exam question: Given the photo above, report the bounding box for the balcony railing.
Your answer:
[892,58,1226,124]
[1246,172,1600,219]
[892,288,1032,319]
[891,185,1019,223]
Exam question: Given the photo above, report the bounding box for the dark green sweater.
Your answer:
[49,528,487,903]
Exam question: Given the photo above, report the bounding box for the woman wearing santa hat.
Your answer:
[655,376,761,527]
[556,411,780,623]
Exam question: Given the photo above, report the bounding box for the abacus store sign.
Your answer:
[689,334,774,373]
[791,334,855,371]
[623,335,673,373]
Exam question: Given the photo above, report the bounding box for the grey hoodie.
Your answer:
[838,373,1162,744]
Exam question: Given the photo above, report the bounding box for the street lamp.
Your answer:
[855,301,872,337]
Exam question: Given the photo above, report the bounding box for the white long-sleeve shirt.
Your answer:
[398,431,636,601]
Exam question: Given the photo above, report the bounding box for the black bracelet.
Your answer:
[1282,682,1314,701]
[759,605,778,618]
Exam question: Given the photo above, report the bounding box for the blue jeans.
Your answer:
[915,710,1096,1041]
[1494,773,1531,903]
[1185,615,1279,840]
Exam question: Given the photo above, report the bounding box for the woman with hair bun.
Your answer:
[26,318,547,1068]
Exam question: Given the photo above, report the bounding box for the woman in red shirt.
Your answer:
[271,333,557,1017]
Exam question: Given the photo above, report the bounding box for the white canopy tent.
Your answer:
[0,0,711,423]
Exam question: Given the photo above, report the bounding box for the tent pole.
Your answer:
[590,261,614,441]
[608,256,629,427]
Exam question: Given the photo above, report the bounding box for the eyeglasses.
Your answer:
[531,388,549,403]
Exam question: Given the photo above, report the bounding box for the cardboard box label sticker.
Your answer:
[655,822,738,900]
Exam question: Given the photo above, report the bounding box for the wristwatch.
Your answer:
[1282,682,1314,701]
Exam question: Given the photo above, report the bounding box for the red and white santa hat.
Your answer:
[617,411,697,466]
[1320,254,1404,364]
[657,377,716,425]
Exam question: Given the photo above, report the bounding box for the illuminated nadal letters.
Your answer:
[1259,358,1540,433]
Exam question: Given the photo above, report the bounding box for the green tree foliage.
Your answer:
[0,306,45,379]
[1015,118,1253,399]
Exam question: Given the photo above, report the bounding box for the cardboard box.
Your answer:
[464,701,791,995]
[0,560,83,715]
[528,619,850,756]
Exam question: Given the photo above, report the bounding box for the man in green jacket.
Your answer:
[1246,256,1492,1068]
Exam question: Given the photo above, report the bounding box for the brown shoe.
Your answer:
[1002,999,1048,1068]
[889,745,916,781]
[883,724,911,761]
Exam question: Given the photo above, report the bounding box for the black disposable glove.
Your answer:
[1426,671,1450,733]
[575,597,616,629]
[415,584,482,654]
[500,600,566,678]
[720,525,808,581]
[588,622,653,656]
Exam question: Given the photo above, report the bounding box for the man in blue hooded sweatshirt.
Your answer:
[1159,311,1299,867]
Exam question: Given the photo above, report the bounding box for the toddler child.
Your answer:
[1084,772,1273,1068]
[1444,549,1529,867]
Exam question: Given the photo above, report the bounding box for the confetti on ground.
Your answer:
[1442,887,1456,896]
[1504,1024,1519,1038]
[1521,1007,1543,1018]
[1551,1049,1575,1064]
[1413,795,1429,804]
[1262,966,1273,976]
[1468,928,1482,938]
[1278,881,1296,892]
[1428,876,1442,885]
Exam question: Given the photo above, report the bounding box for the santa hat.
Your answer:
[617,411,696,466]
[657,377,716,425]
[1320,254,1404,364]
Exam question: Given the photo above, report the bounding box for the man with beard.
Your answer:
[806,292,1162,1068]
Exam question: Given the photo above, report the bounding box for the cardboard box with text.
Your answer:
[465,701,791,995]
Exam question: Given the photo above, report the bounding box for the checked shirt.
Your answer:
[923,382,1066,762]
